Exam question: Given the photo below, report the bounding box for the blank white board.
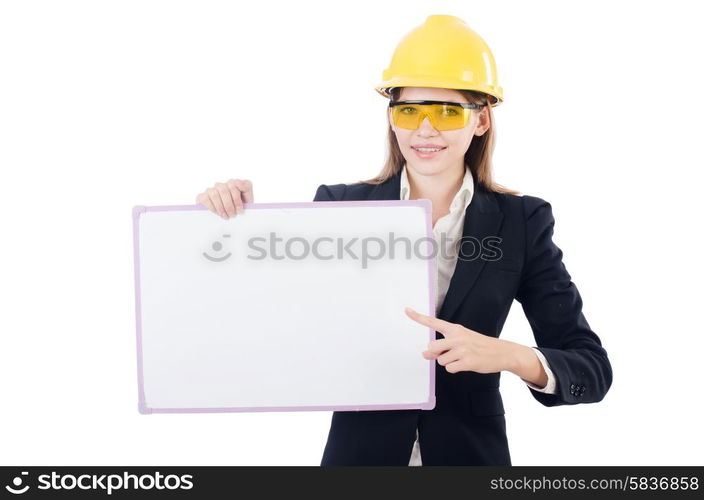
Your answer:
[132,200,437,414]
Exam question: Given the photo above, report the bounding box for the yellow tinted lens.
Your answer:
[432,104,470,130]
[392,104,423,129]
[392,104,471,130]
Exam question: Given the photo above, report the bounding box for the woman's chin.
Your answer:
[405,160,452,177]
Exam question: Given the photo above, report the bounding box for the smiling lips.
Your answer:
[412,144,446,152]
[412,144,446,158]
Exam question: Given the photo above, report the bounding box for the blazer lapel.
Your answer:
[437,184,504,321]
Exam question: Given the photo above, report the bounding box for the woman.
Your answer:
[195,15,612,466]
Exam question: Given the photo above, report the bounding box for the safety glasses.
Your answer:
[388,100,483,131]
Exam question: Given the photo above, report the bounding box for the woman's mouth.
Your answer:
[411,145,447,159]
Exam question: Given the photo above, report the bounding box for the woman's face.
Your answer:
[388,87,490,178]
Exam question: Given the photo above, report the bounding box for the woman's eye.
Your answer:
[442,108,459,116]
[400,106,418,114]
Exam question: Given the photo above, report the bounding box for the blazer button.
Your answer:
[570,384,575,390]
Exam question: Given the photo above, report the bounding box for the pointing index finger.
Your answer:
[404,307,455,336]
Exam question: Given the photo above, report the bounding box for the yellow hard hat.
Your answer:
[375,15,503,106]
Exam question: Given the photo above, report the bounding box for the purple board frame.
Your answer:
[132,200,437,414]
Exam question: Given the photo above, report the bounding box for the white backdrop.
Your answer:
[1,0,702,465]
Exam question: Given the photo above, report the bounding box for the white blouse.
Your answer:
[400,164,557,466]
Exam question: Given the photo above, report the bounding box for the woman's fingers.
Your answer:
[231,179,254,204]
[195,191,216,213]
[404,307,459,337]
[427,338,454,354]
[208,189,228,219]
[196,179,254,219]
[225,180,244,215]
[214,183,237,217]
[436,349,461,366]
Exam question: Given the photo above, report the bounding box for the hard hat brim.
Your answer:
[375,82,503,107]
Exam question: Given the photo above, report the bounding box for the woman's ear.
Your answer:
[474,106,490,136]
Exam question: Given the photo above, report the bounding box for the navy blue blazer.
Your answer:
[313,170,612,465]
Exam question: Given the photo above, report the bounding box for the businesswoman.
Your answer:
[195,15,613,466]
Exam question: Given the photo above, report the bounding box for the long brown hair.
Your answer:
[360,88,520,195]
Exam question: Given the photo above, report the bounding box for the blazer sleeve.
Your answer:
[313,183,346,202]
[313,184,335,202]
[516,195,613,407]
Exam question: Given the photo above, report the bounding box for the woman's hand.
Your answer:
[404,307,515,375]
[195,179,254,219]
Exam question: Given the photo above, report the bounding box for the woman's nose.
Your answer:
[417,115,439,135]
